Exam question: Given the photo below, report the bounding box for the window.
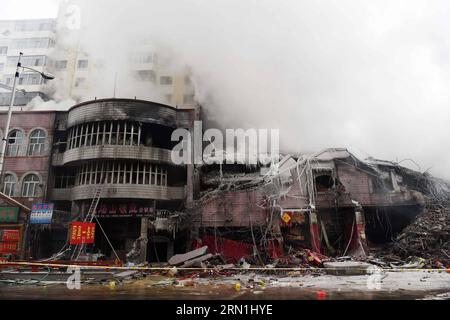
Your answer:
[136,70,156,82]
[74,77,86,87]
[6,130,23,157]
[10,38,51,49]
[165,94,172,104]
[14,20,54,32]
[68,121,141,149]
[7,55,47,67]
[0,63,4,72]
[54,60,67,69]
[0,46,7,55]
[131,53,153,64]
[22,174,40,197]
[4,76,12,86]
[77,60,88,69]
[76,161,167,187]
[28,129,46,156]
[183,94,195,104]
[160,76,173,85]
[3,174,16,197]
[17,73,42,86]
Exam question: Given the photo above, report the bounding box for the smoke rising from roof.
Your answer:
[14,0,450,178]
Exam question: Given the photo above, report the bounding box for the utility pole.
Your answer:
[0,52,55,260]
[0,52,22,181]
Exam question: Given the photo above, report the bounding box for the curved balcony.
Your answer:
[50,184,185,201]
[52,145,174,166]
[67,99,180,128]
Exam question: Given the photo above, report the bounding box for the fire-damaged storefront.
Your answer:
[191,148,428,262]
[48,98,198,263]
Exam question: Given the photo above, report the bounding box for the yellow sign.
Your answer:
[281,212,291,223]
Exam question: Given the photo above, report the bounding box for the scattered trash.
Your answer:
[237,258,251,269]
[316,290,327,300]
[168,267,178,277]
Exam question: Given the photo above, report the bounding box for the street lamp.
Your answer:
[0,52,55,182]
[0,52,55,260]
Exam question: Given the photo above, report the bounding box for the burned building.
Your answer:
[191,148,428,262]
[0,103,439,265]
[48,98,198,262]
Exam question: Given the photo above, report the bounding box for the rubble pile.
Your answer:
[390,198,450,266]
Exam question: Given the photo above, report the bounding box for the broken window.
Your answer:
[75,161,168,187]
[314,174,335,191]
[6,130,23,157]
[67,121,141,149]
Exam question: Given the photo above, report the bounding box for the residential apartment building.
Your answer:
[0,1,196,109]
[0,18,56,107]
[0,110,57,259]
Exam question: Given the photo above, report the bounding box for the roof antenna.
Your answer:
[113,72,118,98]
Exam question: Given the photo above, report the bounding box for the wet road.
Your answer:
[1,271,449,300]
[0,283,448,300]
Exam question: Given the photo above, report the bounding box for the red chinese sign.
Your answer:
[0,230,20,242]
[69,222,96,245]
[0,241,18,254]
[0,229,20,254]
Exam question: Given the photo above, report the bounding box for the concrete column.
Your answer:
[140,217,148,263]
[309,209,321,254]
[166,240,174,261]
[354,207,369,256]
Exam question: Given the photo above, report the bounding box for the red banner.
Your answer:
[69,222,96,245]
[0,241,18,254]
[0,230,20,242]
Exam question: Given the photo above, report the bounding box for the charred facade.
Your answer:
[48,98,198,262]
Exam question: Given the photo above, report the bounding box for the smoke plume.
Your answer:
[18,1,450,178]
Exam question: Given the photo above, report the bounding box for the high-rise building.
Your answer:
[0,2,196,109]
[0,18,56,106]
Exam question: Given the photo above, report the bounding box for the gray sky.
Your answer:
[2,0,450,179]
[0,0,58,19]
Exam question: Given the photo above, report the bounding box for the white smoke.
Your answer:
[25,95,76,111]
[8,0,450,179]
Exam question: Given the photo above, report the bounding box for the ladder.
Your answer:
[70,178,121,263]
[71,183,105,261]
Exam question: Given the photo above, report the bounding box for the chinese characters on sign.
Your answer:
[96,203,155,217]
[0,207,19,223]
[0,242,18,254]
[0,230,20,242]
[0,229,20,254]
[69,222,96,245]
[30,203,54,224]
